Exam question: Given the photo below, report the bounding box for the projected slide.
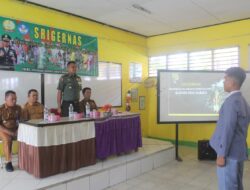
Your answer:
[158,71,250,123]
[168,73,225,116]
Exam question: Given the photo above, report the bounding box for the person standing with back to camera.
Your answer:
[210,67,250,190]
[57,61,82,117]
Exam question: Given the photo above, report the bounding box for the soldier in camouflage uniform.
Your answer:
[57,61,82,117]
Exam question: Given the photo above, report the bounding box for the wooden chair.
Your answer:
[0,140,3,168]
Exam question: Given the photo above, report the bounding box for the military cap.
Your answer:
[2,34,11,42]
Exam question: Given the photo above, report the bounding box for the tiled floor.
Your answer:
[1,139,250,190]
[106,146,250,190]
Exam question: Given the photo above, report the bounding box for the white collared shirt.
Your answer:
[226,90,240,99]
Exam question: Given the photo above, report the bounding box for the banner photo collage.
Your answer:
[0,16,98,76]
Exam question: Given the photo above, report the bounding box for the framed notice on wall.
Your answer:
[131,88,138,102]
[139,96,145,110]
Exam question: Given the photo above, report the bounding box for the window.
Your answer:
[148,56,166,77]
[213,47,239,70]
[98,62,108,80]
[189,50,212,70]
[149,46,239,77]
[109,63,121,79]
[167,53,188,70]
[97,62,121,80]
[129,63,142,83]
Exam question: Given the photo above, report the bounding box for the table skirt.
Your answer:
[18,138,96,178]
[95,115,142,159]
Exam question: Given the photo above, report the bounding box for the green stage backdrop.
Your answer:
[0,16,98,76]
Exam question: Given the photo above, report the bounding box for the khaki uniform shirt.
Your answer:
[57,73,82,101]
[0,104,22,132]
[23,102,44,120]
[79,99,98,113]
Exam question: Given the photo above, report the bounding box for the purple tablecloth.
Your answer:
[95,114,142,159]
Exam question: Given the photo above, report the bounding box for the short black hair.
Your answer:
[67,61,76,67]
[28,89,38,96]
[225,67,246,87]
[82,87,91,94]
[5,90,16,98]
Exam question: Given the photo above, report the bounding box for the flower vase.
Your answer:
[103,111,112,117]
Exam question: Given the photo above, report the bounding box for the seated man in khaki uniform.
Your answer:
[0,90,23,172]
[79,87,98,114]
[23,89,44,120]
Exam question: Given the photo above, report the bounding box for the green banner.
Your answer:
[0,16,98,76]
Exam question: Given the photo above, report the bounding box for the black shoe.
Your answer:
[5,162,14,172]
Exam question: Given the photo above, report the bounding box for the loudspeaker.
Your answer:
[198,140,217,160]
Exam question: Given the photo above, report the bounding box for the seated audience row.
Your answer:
[0,87,97,172]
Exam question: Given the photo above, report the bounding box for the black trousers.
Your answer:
[61,101,80,117]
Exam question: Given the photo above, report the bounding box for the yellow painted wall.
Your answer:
[1,0,250,152]
[0,0,149,141]
[147,19,250,145]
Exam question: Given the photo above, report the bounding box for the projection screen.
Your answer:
[158,70,250,123]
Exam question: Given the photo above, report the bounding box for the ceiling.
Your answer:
[26,0,250,37]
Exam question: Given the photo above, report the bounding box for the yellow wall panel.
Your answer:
[0,0,149,137]
[1,0,250,145]
[147,19,250,144]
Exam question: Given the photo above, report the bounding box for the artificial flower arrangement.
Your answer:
[101,104,112,117]
[102,104,112,112]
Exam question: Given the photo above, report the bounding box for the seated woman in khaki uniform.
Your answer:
[79,87,98,114]
[23,89,44,120]
[0,90,23,172]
